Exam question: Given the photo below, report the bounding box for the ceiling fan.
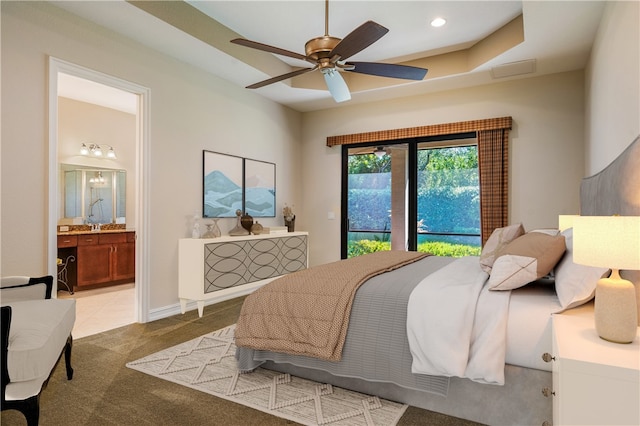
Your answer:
[230,0,428,103]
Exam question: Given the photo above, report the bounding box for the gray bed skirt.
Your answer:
[262,360,552,426]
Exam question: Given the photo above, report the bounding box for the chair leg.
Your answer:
[64,335,73,380]
[22,395,40,426]
[1,335,74,424]
[2,394,40,426]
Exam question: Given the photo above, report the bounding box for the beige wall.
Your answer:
[58,97,136,226]
[1,3,303,313]
[301,71,586,266]
[585,1,639,174]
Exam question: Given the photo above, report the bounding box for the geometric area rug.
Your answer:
[127,325,408,426]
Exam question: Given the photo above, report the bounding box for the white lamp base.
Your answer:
[594,277,638,343]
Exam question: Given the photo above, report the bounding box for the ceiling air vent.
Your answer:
[491,59,536,79]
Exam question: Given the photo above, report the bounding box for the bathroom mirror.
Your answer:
[60,164,126,224]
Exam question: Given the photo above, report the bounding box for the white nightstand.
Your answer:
[550,313,640,425]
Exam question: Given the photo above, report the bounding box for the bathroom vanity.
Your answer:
[57,163,133,292]
[57,229,135,291]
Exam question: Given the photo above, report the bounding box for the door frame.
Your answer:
[47,57,151,323]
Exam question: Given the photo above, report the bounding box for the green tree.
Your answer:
[348,153,391,174]
[419,146,478,188]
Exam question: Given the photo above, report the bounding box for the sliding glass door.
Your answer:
[342,136,481,258]
[416,142,481,255]
[344,144,409,258]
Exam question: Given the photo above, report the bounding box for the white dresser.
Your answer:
[550,312,640,425]
[179,232,308,316]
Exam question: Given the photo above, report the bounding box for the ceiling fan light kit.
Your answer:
[231,0,428,103]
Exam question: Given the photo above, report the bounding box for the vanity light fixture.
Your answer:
[80,143,117,159]
[89,171,106,184]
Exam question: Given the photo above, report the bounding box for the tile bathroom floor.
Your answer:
[58,283,135,339]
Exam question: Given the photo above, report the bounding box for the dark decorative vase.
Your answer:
[241,213,254,232]
[284,216,295,232]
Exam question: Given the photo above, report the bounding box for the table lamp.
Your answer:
[573,215,640,343]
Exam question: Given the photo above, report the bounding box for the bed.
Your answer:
[235,135,640,426]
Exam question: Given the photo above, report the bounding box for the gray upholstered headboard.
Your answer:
[580,135,640,216]
[580,135,640,324]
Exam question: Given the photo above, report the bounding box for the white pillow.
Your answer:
[554,228,610,310]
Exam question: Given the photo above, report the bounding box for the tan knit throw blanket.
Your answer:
[235,250,429,361]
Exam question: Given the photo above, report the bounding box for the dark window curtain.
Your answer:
[477,129,509,246]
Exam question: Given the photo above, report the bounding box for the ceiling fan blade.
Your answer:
[330,21,389,61]
[346,62,428,81]
[231,38,308,62]
[322,69,351,103]
[246,67,317,89]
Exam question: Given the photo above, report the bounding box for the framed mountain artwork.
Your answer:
[203,151,243,218]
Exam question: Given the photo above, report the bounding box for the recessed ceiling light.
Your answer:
[431,17,446,28]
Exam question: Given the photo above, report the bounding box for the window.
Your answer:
[343,135,481,258]
[331,116,512,257]
[416,141,480,255]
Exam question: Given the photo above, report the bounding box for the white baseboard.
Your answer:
[146,286,256,322]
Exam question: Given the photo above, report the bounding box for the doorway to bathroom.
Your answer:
[48,57,151,334]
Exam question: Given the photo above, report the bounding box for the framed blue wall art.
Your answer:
[244,158,276,217]
[202,151,276,218]
[202,151,243,218]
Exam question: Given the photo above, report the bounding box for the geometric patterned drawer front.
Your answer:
[203,235,307,294]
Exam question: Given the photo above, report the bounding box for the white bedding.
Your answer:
[407,256,511,385]
[407,256,568,382]
[505,281,560,371]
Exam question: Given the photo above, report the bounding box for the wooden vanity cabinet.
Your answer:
[77,235,110,286]
[76,232,135,287]
[111,232,135,281]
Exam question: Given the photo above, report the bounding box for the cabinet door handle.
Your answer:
[541,353,555,363]
[541,387,555,397]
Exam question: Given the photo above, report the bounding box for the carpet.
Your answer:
[126,324,408,426]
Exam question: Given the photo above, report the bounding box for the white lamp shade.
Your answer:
[558,214,579,231]
[573,216,640,270]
